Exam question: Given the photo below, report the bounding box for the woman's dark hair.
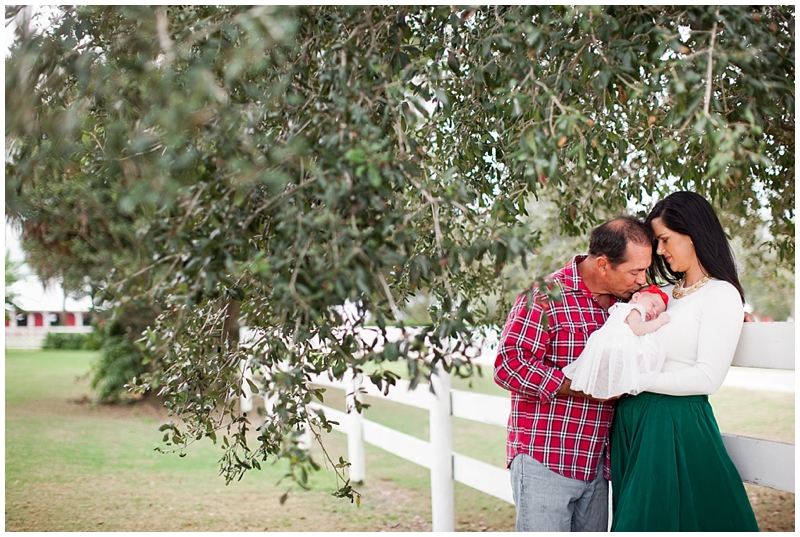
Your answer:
[588,216,651,267]
[645,191,744,303]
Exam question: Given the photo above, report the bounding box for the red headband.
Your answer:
[638,284,669,306]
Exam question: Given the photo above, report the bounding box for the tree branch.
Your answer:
[376,271,401,319]
[242,175,317,229]
[156,8,175,65]
[703,14,718,117]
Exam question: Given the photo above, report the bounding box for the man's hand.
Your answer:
[557,378,620,402]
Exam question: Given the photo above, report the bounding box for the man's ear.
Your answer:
[596,255,609,275]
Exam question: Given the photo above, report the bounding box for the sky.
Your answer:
[5,221,26,263]
[5,220,93,312]
[5,11,27,265]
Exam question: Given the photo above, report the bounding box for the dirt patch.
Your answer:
[379,515,430,532]
[68,393,173,421]
[360,478,432,531]
[747,484,796,532]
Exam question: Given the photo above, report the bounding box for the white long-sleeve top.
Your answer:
[647,278,744,396]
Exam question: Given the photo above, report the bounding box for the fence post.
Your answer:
[240,357,254,413]
[429,362,455,532]
[345,369,366,484]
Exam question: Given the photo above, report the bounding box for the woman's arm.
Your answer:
[647,282,743,395]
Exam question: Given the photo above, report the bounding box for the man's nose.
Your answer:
[635,273,647,286]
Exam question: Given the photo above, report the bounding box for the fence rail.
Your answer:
[245,322,794,531]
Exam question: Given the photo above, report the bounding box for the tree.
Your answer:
[5,102,158,399]
[5,250,24,317]
[729,232,795,321]
[6,5,794,499]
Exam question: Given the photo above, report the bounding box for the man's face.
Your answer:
[603,243,652,300]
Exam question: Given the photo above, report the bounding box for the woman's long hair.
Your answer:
[645,191,745,303]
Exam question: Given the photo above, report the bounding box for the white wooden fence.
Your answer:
[245,322,794,531]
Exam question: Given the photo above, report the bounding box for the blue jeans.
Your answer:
[510,453,608,532]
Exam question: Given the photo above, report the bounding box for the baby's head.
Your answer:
[630,284,669,320]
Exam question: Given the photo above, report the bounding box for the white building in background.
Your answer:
[5,276,93,349]
[5,220,93,349]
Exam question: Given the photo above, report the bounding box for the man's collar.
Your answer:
[561,255,589,292]
[565,254,620,306]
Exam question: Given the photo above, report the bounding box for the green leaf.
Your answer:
[344,148,367,164]
[447,53,460,74]
[367,165,381,187]
[246,378,259,394]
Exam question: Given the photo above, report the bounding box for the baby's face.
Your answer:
[632,292,666,321]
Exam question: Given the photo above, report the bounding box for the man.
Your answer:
[494,216,652,532]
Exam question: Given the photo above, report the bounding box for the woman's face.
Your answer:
[650,217,697,274]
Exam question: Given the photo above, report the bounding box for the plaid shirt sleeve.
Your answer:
[493,290,565,404]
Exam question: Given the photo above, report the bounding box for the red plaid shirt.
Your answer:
[494,256,615,482]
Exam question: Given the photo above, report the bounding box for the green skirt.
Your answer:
[610,392,759,532]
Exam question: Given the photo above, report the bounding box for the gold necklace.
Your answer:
[672,275,712,299]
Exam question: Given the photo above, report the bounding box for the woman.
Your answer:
[610,191,759,531]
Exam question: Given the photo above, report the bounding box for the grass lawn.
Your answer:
[5,350,512,531]
[5,349,794,531]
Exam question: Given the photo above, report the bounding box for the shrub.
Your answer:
[90,335,146,401]
[42,332,90,350]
